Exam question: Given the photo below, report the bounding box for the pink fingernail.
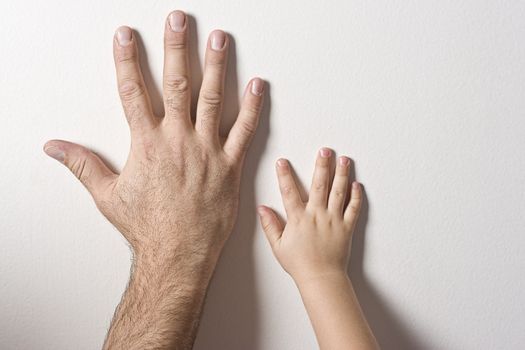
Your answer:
[251,78,264,96]
[44,146,65,163]
[210,30,226,50]
[168,11,186,32]
[257,206,267,215]
[277,158,288,167]
[352,182,360,189]
[339,156,350,166]
[116,26,132,46]
[319,148,331,158]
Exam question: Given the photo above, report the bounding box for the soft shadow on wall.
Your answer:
[190,25,272,350]
[349,186,429,350]
[138,12,425,349]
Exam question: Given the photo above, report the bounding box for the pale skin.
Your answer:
[43,10,264,350]
[258,148,379,350]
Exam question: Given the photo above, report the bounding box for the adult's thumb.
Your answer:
[43,140,117,197]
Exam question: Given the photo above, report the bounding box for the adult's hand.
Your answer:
[43,10,264,350]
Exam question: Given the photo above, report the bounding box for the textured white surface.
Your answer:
[1,1,525,349]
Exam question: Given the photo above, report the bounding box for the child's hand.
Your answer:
[257,148,362,284]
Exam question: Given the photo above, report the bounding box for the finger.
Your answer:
[257,205,283,247]
[328,156,351,214]
[162,11,191,129]
[307,148,333,208]
[113,26,156,136]
[344,181,363,227]
[195,30,229,141]
[223,78,264,160]
[43,140,117,199]
[276,159,304,217]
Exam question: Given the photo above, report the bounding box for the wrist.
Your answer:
[132,244,221,289]
[292,269,350,290]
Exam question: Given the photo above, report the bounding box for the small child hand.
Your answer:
[257,148,362,284]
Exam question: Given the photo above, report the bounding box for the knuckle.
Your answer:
[280,184,294,196]
[333,188,346,197]
[313,181,327,192]
[262,220,273,232]
[164,74,190,93]
[199,89,222,119]
[115,48,137,63]
[336,167,349,176]
[165,35,187,50]
[206,53,226,67]
[237,120,257,138]
[69,154,89,182]
[317,158,330,168]
[200,89,223,106]
[244,102,262,116]
[119,81,145,102]
[348,203,361,215]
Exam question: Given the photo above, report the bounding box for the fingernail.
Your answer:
[169,11,185,32]
[353,182,360,189]
[116,26,132,46]
[251,78,264,96]
[339,156,350,166]
[277,158,288,167]
[210,30,226,51]
[257,206,266,216]
[44,146,65,163]
[319,148,331,158]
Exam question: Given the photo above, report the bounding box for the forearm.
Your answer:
[103,247,219,350]
[295,272,379,350]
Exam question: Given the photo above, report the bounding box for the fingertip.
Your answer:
[339,156,350,166]
[276,158,288,168]
[115,26,133,47]
[249,77,265,96]
[167,10,186,32]
[257,205,268,216]
[319,147,332,158]
[43,141,65,162]
[43,140,56,151]
[209,29,228,51]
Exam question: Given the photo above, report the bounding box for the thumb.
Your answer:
[257,205,284,247]
[43,140,117,198]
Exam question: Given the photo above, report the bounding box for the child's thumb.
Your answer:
[257,205,283,247]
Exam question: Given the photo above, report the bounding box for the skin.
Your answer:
[43,10,264,350]
[258,148,379,350]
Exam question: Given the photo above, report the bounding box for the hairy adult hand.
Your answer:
[43,12,264,266]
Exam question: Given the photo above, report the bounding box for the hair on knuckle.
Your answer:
[165,75,189,93]
[238,120,256,137]
[119,81,144,101]
[200,89,222,106]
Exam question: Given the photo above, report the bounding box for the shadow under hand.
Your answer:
[193,75,271,350]
[349,187,428,350]
[134,31,164,118]
[134,19,271,349]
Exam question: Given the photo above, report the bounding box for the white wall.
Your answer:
[1,1,524,349]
